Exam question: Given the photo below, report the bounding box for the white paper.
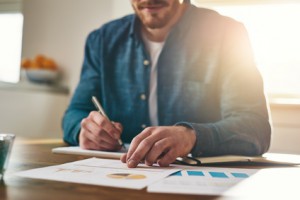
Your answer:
[52,146,129,159]
[147,166,259,195]
[15,158,179,190]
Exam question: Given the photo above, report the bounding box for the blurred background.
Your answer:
[0,0,299,154]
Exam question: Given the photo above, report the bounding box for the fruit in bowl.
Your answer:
[21,55,59,83]
[25,69,58,83]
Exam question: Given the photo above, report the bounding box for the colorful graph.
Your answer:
[107,173,146,180]
[148,167,259,195]
[171,170,250,179]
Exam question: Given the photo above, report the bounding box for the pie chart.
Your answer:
[107,173,146,180]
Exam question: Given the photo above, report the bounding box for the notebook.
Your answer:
[52,146,128,159]
[52,146,300,166]
[176,153,300,166]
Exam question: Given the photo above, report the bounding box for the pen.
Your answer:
[91,96,126,150]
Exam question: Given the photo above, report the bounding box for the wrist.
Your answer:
[176,124,197,156]
[185,126,197,154]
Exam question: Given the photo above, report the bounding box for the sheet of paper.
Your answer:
[15,158,179,190]
[52,146,129,159]
[147,165,259,195]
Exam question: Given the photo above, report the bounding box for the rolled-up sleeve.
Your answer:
[62,30,102,145]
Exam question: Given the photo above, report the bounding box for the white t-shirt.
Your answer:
[142,33,165,126]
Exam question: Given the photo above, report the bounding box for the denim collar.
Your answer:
[129,14,139,38]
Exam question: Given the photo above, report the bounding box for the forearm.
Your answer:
[62,30,102,145]
[62,83,100,146]
[62,108,89,145]
[177,113,271,157]
[62,81,99,146]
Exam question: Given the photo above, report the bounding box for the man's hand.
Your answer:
[79,111,123,151]
[120,126,196,168]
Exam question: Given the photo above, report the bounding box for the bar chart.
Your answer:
[148,167,258,195]
[171,170,250,179]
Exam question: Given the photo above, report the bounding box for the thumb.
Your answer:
[112,122,123,133]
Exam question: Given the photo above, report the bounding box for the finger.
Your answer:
[81,118,116,145]
[81,117,100,133]
[126,127,167,161]
[120,153,127,163]
[99,132,115,146]
[79,135,100,150]
[97,140,121,151]
[102,121,122,141]
[81,129,121,151]
[88,111,103,123]
[81,118,101,138]
[80,128,106,150]
[126,127,154,163]
[80,118,102,147]
[81,120,122,152]
[90,111,120,140]
[84,113,122,145]
[112,122,123,133]
[89,130,121,151]
[144,138,170,166]
[111,122,123,145]
[157,149,177,167]
[127,130,164,168]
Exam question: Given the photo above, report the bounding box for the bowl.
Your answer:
[26,69,58,84]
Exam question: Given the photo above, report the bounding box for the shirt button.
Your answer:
[140,94,147,100]
[143,60,150,66]
[141,124,147,129]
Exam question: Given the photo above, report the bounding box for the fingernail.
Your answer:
[128,159,137,168]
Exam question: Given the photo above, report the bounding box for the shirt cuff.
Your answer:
[74,124,81,145]
[175,122,218,157]
[63,123,81,146]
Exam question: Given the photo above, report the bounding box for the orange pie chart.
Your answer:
[107,173,146,180]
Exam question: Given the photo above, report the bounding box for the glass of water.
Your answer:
[0,133,15,179]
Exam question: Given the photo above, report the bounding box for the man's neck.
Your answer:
[142,5,187,42]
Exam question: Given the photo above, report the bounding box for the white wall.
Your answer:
[22,0,134,94]
[0,89,68,139]
[22,0,114,94]
[112,0,133,19]
[269,106,300,154]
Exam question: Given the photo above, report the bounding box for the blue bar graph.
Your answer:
[187,171,204,176]
[171,170,250,179]
[171,171,182,176]
[231,173,249,178]
[209,172,228,178]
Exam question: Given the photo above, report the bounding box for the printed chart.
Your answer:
[107,173,146,180]
[148,166,259,196]
[16,158,179,190]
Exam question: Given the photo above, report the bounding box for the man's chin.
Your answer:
[143,20,166,29]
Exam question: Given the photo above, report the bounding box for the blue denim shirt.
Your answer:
[62,6,271,157]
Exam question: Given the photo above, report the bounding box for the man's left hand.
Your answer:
[120,126,196,168]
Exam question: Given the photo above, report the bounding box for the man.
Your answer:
[62,0,271,168]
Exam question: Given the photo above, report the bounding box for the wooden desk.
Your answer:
[1,139,300,200]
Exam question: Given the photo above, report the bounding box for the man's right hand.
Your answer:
[79,111,123,151]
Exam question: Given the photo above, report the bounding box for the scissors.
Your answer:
[175,156,201,166]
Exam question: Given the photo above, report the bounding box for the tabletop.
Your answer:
[1,139,300,200]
